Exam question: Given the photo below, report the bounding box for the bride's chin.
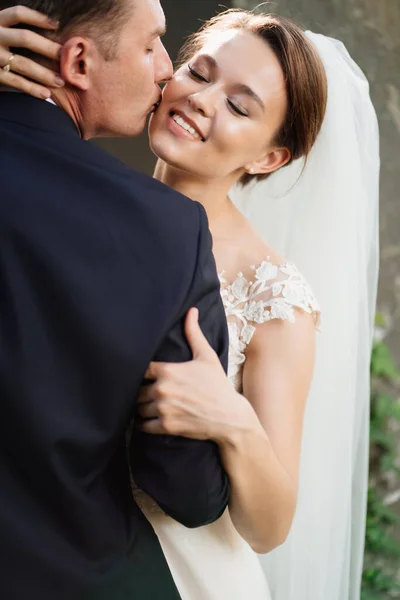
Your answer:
[149,137,184,169]
[150,148,198,179]
[149,138,169,163]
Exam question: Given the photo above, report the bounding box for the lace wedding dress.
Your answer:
[134,259,320,600]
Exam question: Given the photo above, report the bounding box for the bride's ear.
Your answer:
[59,37,95,91]
[244,147,291,176]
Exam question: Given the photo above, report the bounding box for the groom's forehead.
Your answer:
[134,0,166,27]
[130,1,166,49]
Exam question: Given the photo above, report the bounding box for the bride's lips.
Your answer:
[166,110,206,142]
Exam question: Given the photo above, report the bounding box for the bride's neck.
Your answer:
[154,160,237,226]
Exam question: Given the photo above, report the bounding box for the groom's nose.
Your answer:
[155,40,173,84]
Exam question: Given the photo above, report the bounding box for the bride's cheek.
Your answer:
[164,75,190,100]
[215,125,244,156]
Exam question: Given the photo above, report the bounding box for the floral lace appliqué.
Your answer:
[219,260,320,391]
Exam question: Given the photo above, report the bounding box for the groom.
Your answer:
[0,1,230,598]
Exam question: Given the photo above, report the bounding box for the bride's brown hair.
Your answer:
[177,9,328,186]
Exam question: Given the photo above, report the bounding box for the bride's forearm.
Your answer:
[219,412,297,554]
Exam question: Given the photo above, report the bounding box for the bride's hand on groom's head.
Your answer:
[136,308,253,444]
[0,6,64,99]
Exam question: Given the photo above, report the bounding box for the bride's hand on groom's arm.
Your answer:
[138,306,316,554]
[137,307,258,444]
[0,6,63,99]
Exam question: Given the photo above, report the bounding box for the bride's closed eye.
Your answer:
[187,65,249,118]
[188,64,208,83]
[227,99,248,117]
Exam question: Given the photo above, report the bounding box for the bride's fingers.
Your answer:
[139,418,165,435]
[0,27,62,61]
[0,49,63,88]
[0,6,58,29]
[137,400,160,420]
[0,70,52,99]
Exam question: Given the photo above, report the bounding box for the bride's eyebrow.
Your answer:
[234,84,265,111]
[195,54,218,69]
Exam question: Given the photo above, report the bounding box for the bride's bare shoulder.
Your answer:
[213,203,286,281]
[246,220,284,266]
[235,218,285,280]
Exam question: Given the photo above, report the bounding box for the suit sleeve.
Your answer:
[129,203,230,528]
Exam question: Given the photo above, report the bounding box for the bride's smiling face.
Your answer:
[149,29,289,181]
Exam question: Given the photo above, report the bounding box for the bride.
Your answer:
[0,6,380,600]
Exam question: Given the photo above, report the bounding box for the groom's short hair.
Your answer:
[1,0,131,58]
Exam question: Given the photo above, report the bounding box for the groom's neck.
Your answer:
[50,88,90,139]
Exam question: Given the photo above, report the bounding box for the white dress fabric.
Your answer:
[134,260,320,600]
[230,33,379,600]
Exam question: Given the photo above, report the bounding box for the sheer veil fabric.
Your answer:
[230,32,380,600]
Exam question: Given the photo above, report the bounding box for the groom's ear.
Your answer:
[245,147,291,177]
[59,37,96,91]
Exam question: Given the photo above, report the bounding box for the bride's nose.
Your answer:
[188,88,216,118]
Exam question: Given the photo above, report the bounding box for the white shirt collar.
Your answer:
[0,88,57,106]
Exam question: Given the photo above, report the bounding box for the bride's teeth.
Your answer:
[172,114,202,141]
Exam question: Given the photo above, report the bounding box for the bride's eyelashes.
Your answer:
[227,99,248,117]
[188,64,208,82]
[187,65,249,118]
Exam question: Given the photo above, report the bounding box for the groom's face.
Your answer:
[79,0,172,138]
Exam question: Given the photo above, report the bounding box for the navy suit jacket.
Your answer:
[0,93,230,599]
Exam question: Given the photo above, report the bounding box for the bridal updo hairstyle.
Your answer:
[178,9,328,186]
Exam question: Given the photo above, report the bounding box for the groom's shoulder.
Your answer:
[76,142,210,261]
[81,142,207,236]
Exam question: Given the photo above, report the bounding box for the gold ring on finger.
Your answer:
[2,53,15,73]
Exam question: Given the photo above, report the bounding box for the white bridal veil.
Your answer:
[230,32,380,600]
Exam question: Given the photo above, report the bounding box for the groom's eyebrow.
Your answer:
[150,24,167,39]
[152,27,166,37]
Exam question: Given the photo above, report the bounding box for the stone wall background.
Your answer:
[234,0,400,358]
